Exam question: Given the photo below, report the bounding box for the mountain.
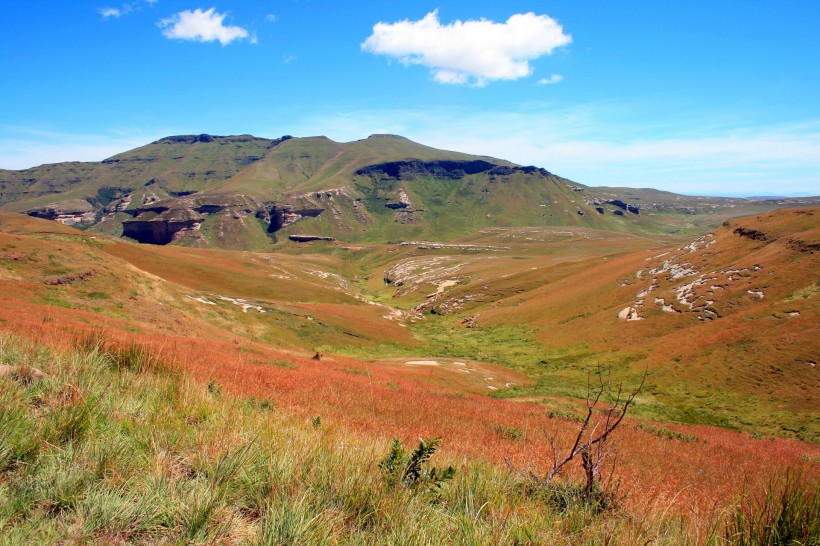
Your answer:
[3,133,814,249]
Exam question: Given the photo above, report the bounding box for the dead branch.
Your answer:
[543,369,647,501]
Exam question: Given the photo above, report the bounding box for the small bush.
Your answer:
[493,424,526,441]
[379,437,455,492]
[207,379,222,396]
[545,409,584,423]
[543,478,619,514]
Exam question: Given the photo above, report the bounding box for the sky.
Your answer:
[1,1,819,196]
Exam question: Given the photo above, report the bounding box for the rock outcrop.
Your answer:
[25,199,96,226]
[617,307,643,321]
[122,193,262,245]
[605,200,640,215]
[265,205,325,232]
[355,159,500,180]
[118,191,332,245]
[289,235,335,242]
[732,226,768,241]
[122,208,204,244]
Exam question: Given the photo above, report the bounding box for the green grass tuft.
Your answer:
[723,471,820,546]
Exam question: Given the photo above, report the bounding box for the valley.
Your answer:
[0,134,817,544]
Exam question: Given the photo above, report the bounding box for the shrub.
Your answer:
[379,437,455,492]
[207,379,222,396]
[545,408,584,423]
[493,424,526,441]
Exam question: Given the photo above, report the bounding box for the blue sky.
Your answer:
[1,1,818,196]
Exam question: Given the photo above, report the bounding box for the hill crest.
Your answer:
[2,133,817,247]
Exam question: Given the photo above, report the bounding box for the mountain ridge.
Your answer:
[1,133,817,248]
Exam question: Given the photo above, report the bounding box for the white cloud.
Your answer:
[538,74,564,85]
[265,14,277,23]
[159,8,249,46]
[99,7,121,18]
[98,1,156,19]
[362,10,571,86]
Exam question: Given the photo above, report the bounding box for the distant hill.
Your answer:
[1,134,816,248]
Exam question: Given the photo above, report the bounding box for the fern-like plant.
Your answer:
[379,437,455,491]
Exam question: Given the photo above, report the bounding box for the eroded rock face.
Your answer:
[120,192,328,244]
[122,193,261,244]
[605,200,640,215]
[267,206,325,231]
[288,234,335,242]
[25,199,96,226]
[355,159,499,180]
[122,208,203,244]
[354,160,551,182]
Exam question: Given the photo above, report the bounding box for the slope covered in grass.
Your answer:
[3,133,809,248]
[1,209,817,441]
[2,332,818,545]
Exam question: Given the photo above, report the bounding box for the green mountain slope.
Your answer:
[1,133,815,248]
[0,134,284,212]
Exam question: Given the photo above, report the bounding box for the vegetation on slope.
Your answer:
[3,133,810,248]
[1,209,817,442]
[2,333,818,545]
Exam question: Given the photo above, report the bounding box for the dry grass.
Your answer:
[1,210,818,536]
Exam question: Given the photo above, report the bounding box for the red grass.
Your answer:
[2,301,816,515]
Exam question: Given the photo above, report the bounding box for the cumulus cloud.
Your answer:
[362,10,571,86]
[538,74,564,85]
[99,7,121,18]
[98,0,156,19]
[159,8,249,45]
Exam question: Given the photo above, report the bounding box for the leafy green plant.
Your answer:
[207,379,222,396]
[379,437,455,492]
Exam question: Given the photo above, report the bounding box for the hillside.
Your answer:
[344,208,818,441]
[1,208,816,442]
[2,134,812,248]
[1,210,818,544]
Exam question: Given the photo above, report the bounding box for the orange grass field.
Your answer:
[1,209,817,520]
[1,303,817,517]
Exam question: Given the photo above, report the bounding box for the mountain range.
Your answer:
[3,133,817,249]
